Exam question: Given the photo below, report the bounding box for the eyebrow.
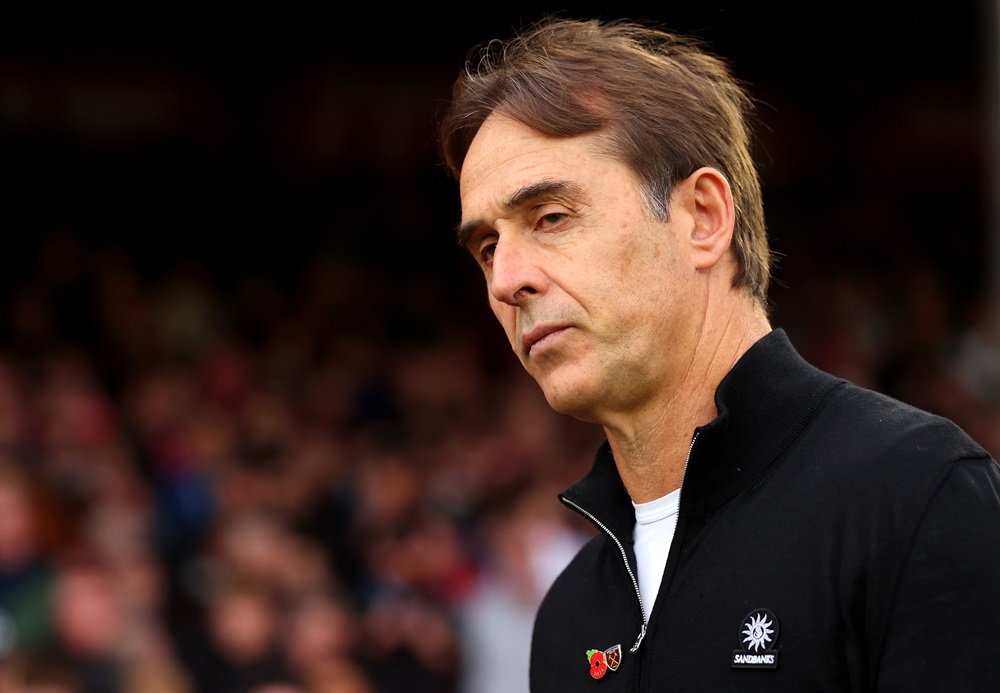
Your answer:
[456,180,581,247]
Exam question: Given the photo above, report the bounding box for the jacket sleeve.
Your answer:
[875,456,1000,692]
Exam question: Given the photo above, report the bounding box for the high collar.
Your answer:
[560,328,844,537]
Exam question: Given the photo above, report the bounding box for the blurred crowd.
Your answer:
[0,227,607,693]
[0,215,995,693]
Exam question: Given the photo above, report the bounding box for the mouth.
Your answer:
[521,324,570,356]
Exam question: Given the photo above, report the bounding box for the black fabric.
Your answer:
[530,328,1000,692]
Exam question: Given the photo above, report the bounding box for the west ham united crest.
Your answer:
[731,608,780,669]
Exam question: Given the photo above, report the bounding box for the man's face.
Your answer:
[458,114,701,425]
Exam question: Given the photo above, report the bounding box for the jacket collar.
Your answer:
[559,328,843,535]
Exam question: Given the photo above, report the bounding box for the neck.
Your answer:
[605,298,771,503]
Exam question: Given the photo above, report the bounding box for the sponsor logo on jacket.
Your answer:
[732,608,779,669]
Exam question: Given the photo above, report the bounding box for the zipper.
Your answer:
[561,496,649,652]
[561,431,702,655]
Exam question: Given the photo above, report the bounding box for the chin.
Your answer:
[537,377,603,424]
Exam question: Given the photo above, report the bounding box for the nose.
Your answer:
[488,234,546,306]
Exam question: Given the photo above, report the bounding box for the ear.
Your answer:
[684,167,735,271]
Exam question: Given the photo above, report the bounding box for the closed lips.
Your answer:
[522,324,569,353]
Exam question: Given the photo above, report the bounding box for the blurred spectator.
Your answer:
[359,584,459,693]
[191,578,295,693]
[0,459,58,658]
[281,589,368,688]
[452,482,591,693]
[48,556,128,692]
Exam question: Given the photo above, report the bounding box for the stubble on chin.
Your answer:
[527,355,603,423]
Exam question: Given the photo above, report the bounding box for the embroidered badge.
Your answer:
[731,608,780,669]
[586,644,622,679]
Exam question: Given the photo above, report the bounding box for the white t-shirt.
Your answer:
[632,488,681,622]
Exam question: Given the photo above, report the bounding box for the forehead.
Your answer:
[459,113,608,217]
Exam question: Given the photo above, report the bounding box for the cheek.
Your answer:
[617,237,678,302]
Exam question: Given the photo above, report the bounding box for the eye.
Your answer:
[478,241,497,265]
[536,211,568,230]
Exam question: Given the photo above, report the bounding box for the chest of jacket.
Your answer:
[532,474,875,692]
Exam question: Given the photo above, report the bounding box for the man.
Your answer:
[436,16,1000,691]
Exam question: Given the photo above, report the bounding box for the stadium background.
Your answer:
[0,4,996,692]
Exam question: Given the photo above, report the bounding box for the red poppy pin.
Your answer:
[585,644,622,679]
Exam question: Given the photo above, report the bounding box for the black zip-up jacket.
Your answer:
[530,329,1000,691]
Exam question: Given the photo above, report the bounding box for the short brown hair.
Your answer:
[437,16,771,302]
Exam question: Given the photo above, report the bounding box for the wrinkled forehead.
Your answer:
[459,113,614,214]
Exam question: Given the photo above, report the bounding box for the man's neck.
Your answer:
[605,302,771,504]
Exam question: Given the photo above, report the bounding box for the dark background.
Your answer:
[0,4,995,357]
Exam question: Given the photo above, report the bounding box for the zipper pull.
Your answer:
[629,622,647,653]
